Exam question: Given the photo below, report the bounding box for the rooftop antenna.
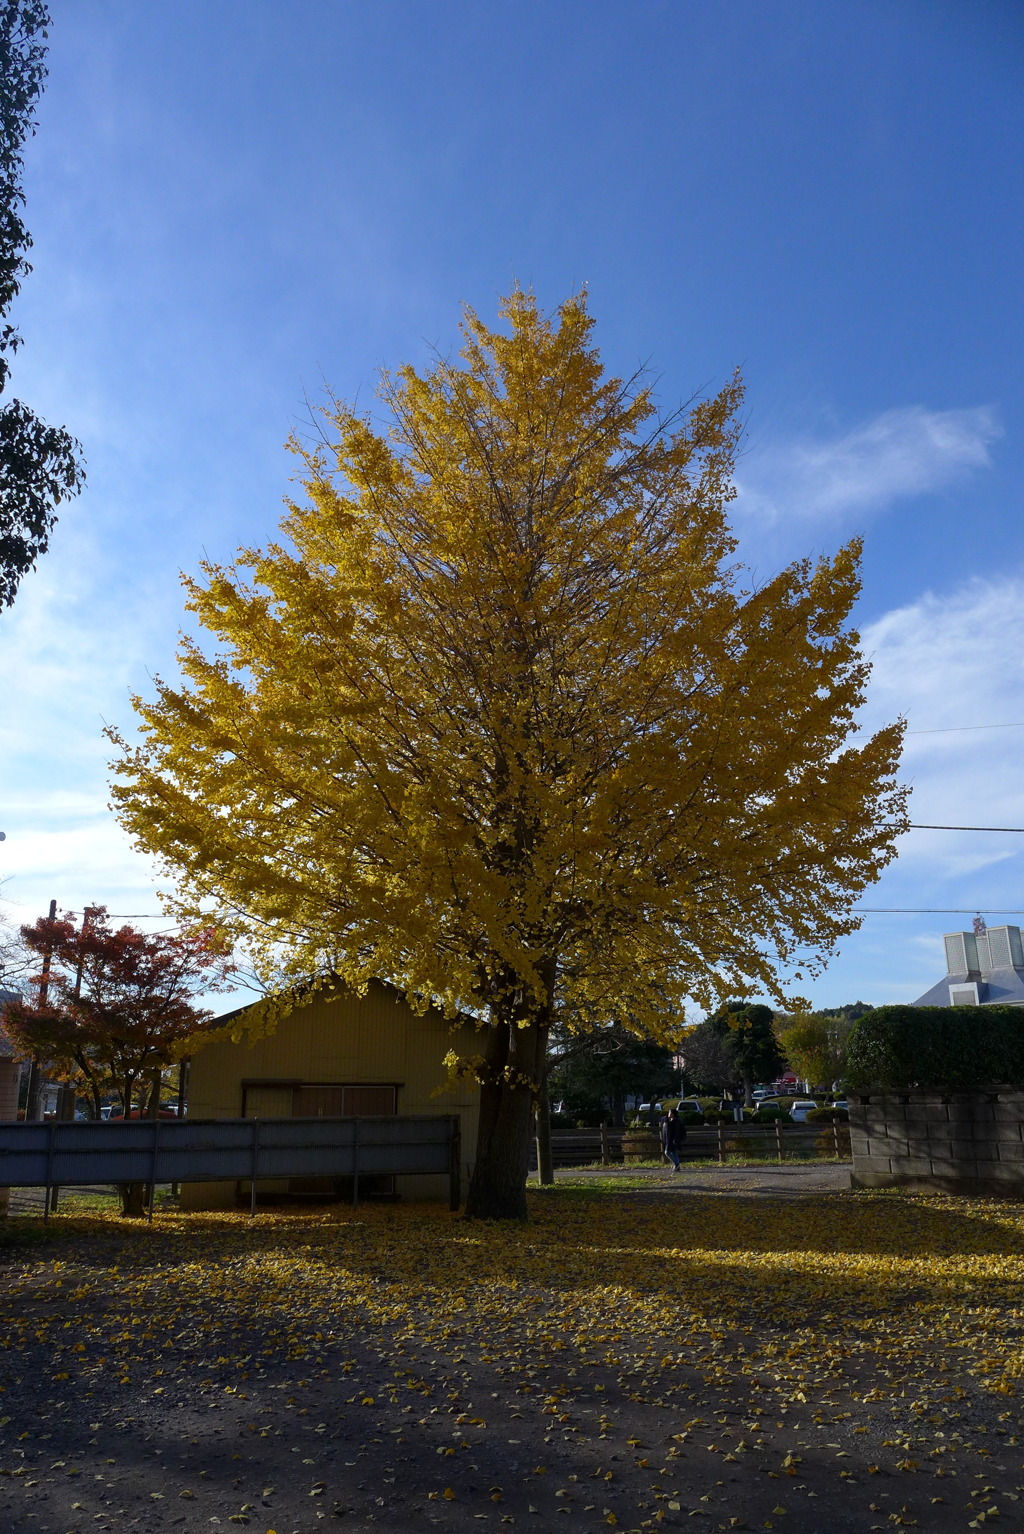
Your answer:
[973,913,987,935]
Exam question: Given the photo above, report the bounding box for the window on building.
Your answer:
[292,1084,397,1117]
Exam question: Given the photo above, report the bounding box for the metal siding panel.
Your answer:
[0,1115,456,1187]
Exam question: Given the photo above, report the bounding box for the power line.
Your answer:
[906,721,1024,735]
[853,721,1024,739]
[903,824,1024,833]
[857,908,1024,914]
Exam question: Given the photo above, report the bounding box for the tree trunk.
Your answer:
[465,1013,548,1221]
[24,1058,43,1121]
[612,1087,625,1127]
[118,1072,161,1218]
[118,1182,146,1218]
[743,1070,753,1108]
[534,1077,554,1187]
[146,1070,162,1116]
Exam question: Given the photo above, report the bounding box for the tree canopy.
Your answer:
[679,1017,737,1094]
[777,1001,871,1088]
[110,290,907,1217]
[0,907,233,1117]
[548,1021,677,1126]
[0,1,83,609]
[707,1001,787,1103]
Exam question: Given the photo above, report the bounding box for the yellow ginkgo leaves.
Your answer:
[2,1183,1023,1534]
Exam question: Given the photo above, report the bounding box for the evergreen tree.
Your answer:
[709,1001,786,1104]
[548,1022,676,1125]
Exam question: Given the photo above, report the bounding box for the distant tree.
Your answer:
[679,1017,734,1093]
[0,898,29,988]
[548,1022,676,1125]
[709,1001,786,1105]
[1,907,233,1120]
[778,1001,870,1087]
[0,1,83,609]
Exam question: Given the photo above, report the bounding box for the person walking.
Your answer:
[660,1107,686,1171]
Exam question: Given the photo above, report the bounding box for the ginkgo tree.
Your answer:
[109,290,907,1220]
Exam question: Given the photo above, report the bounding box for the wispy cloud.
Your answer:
[788,573,1024,1007]
[856,576,1024,891]
[0,508,180,925]
[735,405,1001,526]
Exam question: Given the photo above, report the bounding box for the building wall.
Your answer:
[0,1059,20,1218]
[180,979,481,1209]
[849,1090,1024,1195]
[0,1060,19,1121]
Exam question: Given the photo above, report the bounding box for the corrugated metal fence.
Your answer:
[0,1114,462,1216]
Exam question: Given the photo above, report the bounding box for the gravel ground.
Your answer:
[1,1178,1022,1534]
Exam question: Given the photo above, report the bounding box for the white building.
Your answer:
[913,926,1024,1007]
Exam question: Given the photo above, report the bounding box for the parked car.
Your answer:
[637,1099,703,1124]
[753,1095,782,1113]
[665,1097,705,1122]
[789,1099,821,1123]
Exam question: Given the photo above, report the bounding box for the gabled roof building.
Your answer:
[179,976,481,1209]
[913,925,1024,1008]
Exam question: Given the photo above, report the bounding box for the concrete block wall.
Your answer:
[849,1089,1024,1195]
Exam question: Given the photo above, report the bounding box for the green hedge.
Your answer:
[845,1005,1024,1090]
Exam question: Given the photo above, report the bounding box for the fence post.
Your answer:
[43,1121,55,1222]
[50,1083,76,1212]
[833,1119,841,1161]
[600,1126,610,1167]
[351,1117,360,1207]
[717,1121,724,1165]
[250,1117,260,1217]
[449,1117,462,1212]
[147,1119,159,1222]
[775,1120,783,1164]
[535,1082,554,1186]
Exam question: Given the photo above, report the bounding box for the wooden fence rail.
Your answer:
[530,1122,848,1170]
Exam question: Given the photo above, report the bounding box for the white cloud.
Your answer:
[734,404,1001,526]
[0,505,182,926]
[859,575,1024,869]
[863,575,1024,744]
[777,573,1024,1008]
[804,576,1024,992]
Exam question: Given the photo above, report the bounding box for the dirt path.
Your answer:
[1,1186,1021,1534]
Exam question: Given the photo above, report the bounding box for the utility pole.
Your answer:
[24,898,57,1122]
[51,908,97,1211]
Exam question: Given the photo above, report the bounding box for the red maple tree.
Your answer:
[1,907,234,1118]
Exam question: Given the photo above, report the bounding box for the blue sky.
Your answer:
[1,0,1022,1012]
